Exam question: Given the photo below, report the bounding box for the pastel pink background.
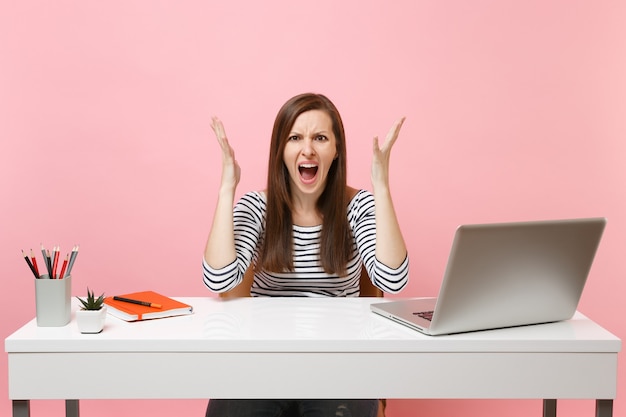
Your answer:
[1,1,624,416]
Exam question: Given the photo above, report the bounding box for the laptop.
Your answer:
[370,217,606,335]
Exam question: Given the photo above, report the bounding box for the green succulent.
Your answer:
[76,288,105,311]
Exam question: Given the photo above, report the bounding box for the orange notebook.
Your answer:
[104,291,193,321]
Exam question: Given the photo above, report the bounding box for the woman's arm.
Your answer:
[351,190,408,294]
[203,192,265,292]
[204,117,240,269]
[371,117,408,268]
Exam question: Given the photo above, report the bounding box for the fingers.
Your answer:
[372,136,380,153]
[211,117,226,143]
[211,116,235,156]
[381,117,405,151]
[211,117,241,188]
[210,116,223,136]
[373,117,406,157]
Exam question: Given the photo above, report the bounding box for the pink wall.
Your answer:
[1,1,625,416]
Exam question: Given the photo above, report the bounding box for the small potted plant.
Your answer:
[75,288,107,333]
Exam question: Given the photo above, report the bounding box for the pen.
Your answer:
[113,296,162,309]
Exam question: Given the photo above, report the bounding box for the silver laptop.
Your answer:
[371,217,606,335]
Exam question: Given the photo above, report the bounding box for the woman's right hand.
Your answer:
[371,117,405,192]
[205,117,240,271]
[211,117,241,192]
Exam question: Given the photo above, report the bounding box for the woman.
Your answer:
[203,93,409,416]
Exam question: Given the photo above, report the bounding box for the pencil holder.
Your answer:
[34,275,72,327]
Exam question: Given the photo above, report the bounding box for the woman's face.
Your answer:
[282,109,338,199]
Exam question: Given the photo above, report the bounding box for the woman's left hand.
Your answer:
[371,117,405,189]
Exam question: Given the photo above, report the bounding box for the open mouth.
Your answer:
[298,163,318,181]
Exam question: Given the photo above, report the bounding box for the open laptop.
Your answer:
[371,217,606,335]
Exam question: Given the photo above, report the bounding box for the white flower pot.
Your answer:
[76,306,107,334]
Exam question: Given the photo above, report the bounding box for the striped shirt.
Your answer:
[203,189,408,297]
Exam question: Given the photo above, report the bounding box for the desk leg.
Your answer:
[596,400,613,417]
[543,399,556,417]
[12,400,30,417]
[66,400,79,417]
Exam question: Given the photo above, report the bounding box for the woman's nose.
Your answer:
[301,138,316,156]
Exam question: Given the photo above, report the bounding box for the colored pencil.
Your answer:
[66,245,79,276]
[46,249,53,278]
[52,246,60,279]
[30,249,40,276]
[22,250,39,278]
[58,254,69,280]
[41,244,52,278]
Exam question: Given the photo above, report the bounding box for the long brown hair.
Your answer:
[258,93,351,275]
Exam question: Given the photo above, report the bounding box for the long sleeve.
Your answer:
[203,192,265,293]
[349,190,409,294]
[203,190,408,296]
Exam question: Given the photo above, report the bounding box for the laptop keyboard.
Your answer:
[413,311,434,321]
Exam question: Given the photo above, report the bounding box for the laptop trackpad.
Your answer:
[408,298,437,316]
[380,298,437,324]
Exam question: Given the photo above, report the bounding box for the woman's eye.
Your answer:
[288,135,299,141]
[315,135,328,141]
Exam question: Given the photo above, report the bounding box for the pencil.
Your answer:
[52,246,59,279]
[22,250,39,278]
[30,249,40,276]
[58,254,69,280]
[41,244,52,278]
[66,245,79,276]
[46,249,53,278]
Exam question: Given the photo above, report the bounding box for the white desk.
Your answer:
[5,297,621,417]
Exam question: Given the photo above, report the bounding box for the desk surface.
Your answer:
[5,297,621,353]
[5,297,622,401]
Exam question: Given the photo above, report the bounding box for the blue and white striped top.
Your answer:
[203,189,408,297]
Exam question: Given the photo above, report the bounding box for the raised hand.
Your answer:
[371,117,405,190]
[370,117,408,269]
[205,117,241,270]
[211,117,241,192]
